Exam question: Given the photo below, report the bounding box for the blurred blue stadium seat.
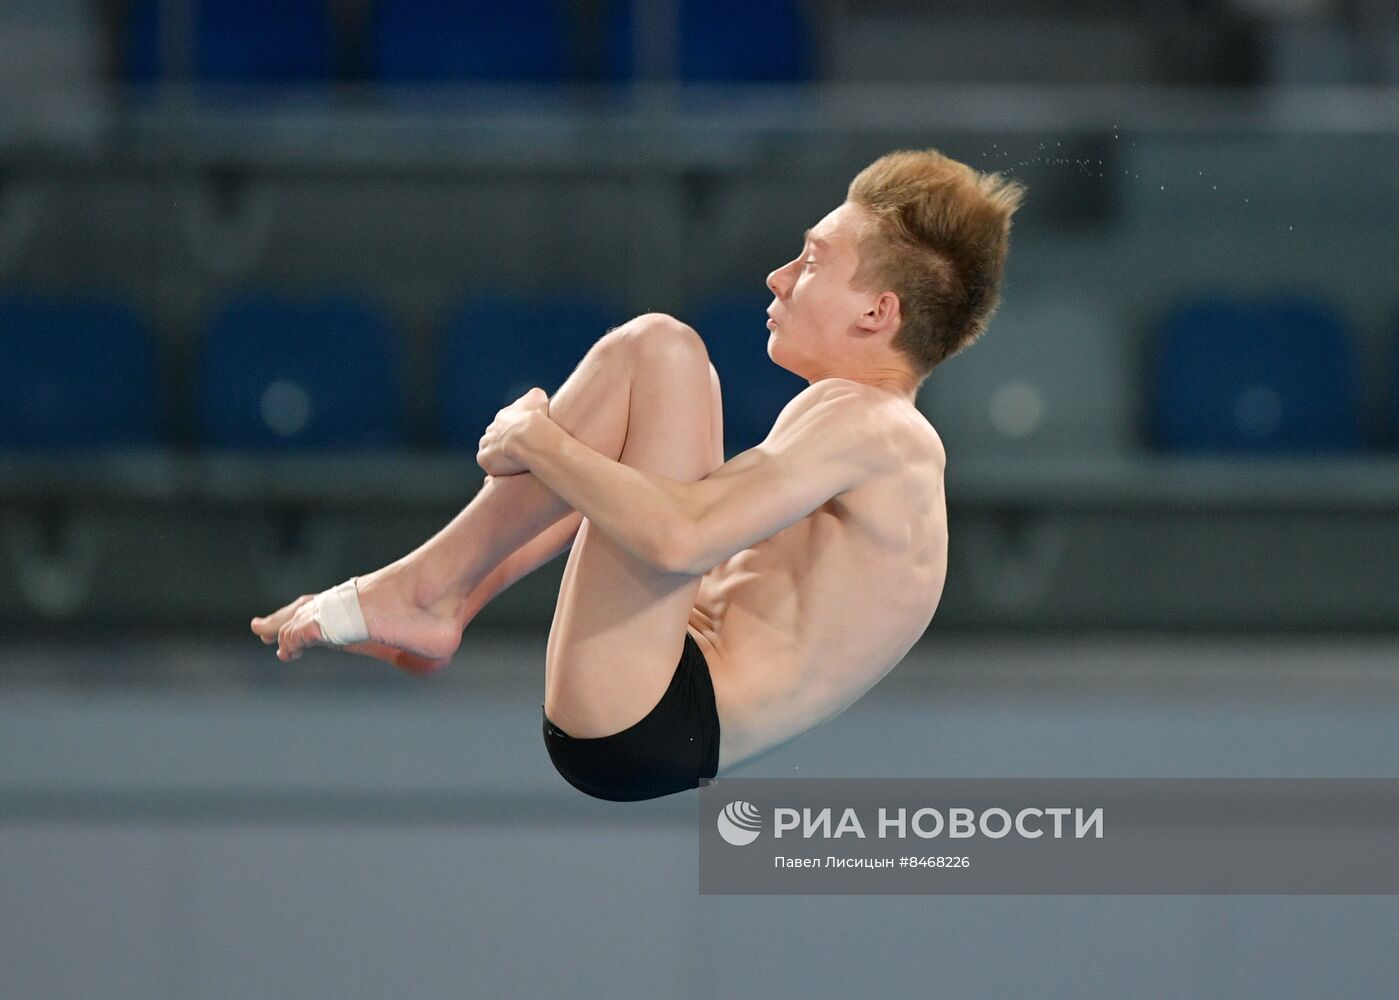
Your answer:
[0,293,162,452]
[438,293,626,449]
[918,292,1138,457]
[127,0,332,82]
[606,0,813,82]
[197,291,405,451]
[690,293,806,458]
[371,0,571,82]
[1149,294,1363,453]
[1390,314,1399,447]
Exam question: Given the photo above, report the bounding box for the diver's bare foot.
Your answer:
[249,565,464,677]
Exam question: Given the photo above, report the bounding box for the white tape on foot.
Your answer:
[310,577,369,646]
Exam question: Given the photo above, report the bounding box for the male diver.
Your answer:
[252,149,1025,801]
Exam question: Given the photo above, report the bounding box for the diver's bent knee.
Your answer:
[621,313,710,371]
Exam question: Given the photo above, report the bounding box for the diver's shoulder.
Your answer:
[869,400,946,475]
[798,377,869,404]
[801,377,919,415]
[793,378,945,463]
[908,409,947,469]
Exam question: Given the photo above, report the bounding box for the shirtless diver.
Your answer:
[251,149,1026,801]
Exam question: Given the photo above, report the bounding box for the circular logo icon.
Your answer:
[717,800,763,846]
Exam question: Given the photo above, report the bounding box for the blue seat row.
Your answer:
[921,290,1377,457]
[126,0,812,84]
[0,290,785,456]
[0,289,1392,456]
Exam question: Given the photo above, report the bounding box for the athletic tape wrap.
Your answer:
[311,577,369,646]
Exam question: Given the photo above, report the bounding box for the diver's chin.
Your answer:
[767,337,803,378]
[767,332,787,366]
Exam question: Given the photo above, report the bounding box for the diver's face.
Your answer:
[764,201,876,377]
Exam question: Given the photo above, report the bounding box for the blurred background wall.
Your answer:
[2,2,1399,998]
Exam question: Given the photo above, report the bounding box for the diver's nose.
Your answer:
[766,261,789,298]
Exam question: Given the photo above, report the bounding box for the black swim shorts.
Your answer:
[542,631,721,802]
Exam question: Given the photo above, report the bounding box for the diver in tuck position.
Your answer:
[252,149,1026,801]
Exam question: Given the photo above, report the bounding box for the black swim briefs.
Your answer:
[541,631,721,802]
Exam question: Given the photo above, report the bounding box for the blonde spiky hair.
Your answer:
[846,148,1027,380]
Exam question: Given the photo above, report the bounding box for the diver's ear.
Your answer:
[855,290,901,335]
